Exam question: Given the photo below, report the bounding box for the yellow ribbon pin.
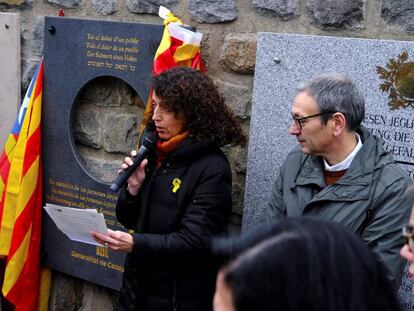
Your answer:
[172,178,181,193]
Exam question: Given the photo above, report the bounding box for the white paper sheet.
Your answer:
[44,203,108,246]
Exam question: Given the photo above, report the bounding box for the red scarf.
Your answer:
[156,132,189,168]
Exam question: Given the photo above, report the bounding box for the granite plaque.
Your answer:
[0,13,20,149]
[244,33,414,229]
[243,33,414,308]
[42,17,163,290]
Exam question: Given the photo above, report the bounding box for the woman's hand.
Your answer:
[119,150,148,195]
[90,229,134,253]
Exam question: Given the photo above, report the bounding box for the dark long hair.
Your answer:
[145,67,246,147]
[213,218,400,311]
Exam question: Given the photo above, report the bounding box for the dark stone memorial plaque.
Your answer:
[42,17,163,290]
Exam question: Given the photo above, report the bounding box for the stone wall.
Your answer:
[1,0,413,310]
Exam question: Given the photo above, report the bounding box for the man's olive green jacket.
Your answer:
[264,126,412,286]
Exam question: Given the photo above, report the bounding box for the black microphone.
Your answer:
[110,130,157,192]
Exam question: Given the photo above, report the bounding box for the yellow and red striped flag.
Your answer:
[141,6,206,131]
[153,6,205,75]
[0,58,50,311]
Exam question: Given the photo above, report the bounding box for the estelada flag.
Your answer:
[141,6,206,132]
[0,57,50,311]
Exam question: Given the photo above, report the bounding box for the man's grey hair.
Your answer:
[297,74,365,131]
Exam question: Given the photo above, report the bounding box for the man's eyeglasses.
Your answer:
[292,111,335,130]
[402,225,414,248]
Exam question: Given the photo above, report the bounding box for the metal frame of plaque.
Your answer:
[42,17,163,290]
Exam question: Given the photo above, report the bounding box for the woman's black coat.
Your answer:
[115,138,232,311]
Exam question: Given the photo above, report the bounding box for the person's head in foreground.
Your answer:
[400,185,414,282]
[213,218,400,311]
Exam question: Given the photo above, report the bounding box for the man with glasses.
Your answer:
[263,74,412,286]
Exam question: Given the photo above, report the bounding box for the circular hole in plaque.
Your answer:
[71,76,145,183]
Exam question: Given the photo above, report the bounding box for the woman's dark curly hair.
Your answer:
[144,67,246,147]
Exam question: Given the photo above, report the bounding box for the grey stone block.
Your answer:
[82,157,120,183]
[119,82,146,109]
[253,0,299,20]
[102,113,139,154]
[215,79,251,119]
[92,0,116,15]
[73,108,102,149]
[48,272,82,311]
[32,16,44,56]
[189,0,237,23]
[219,33,257,74]
[47,0,81,8]
[125,0,177,14]
[380,0,414,33]
[80,77,123,107]
[21,19,30,45]
[233,145,247,174]
[231,182,245,217]
[199,33,212,67]
[307,0,364,29]
[21,58,38,92]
